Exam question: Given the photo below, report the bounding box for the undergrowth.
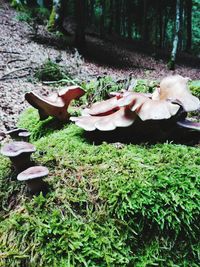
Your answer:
[0,106,199,266]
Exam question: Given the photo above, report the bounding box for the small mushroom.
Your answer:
[6,128,31,141]
[25,86,85,121]
[18,131,31,142]
[17,166,49,194]
[0,141,36,172]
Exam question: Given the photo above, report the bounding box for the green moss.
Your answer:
[17,108,68,141]
[0,108,199,266]
[48,6,56,31]
[35,60,71,82]
[189,80,200,99]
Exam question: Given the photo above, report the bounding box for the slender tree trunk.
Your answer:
[108,0,113,34]
[186,0,192,51]
[48,0,66,32]
[127,0,133,39]
[142,0,148,44]
[115,0,121,35]
[75,0,86,50]
[89,0,95,26]
[159,0,163,48]
[100,0,105,38]
[169,0,181,70]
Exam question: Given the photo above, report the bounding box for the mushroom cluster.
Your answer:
[1,128,49,194]
[70,75,200,136]
[25,85,85,121]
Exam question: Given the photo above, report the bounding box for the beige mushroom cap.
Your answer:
[58,85,85,102]
[152,75,200,112]
[71,107,136,131]
[17,166,49,181]
[1,142,36,157]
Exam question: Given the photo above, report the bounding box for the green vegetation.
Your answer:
[0,105,199,266]
[35,60,72,82]
[189,80,200,99]
[15,5,50,25]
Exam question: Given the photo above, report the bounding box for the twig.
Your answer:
[0,74,31,81]
[0,66,32,79]
[0,50,20,54]
[7,58,27,64]
[42,78,77,85]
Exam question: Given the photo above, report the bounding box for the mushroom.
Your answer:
[18,131,31,142]
[25,86,85,121]
[152,75,200,112]
[0,141,36,172]
[177,119,200,131]
[70,91,182,131]
[6,128,31,141]
[71,107,137,131]
[17,166,49,194]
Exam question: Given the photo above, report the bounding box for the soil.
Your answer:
[0,1,199,136]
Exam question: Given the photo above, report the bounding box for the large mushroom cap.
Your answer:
[89,96,120,116]
[17,166,49,181]
[152,75,200,112]
[71,107,136,131]
[25,91,65,109]
[58,85,85,102]
[1,141,36,157]
[25,91,69,121]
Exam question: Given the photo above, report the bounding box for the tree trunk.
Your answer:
[142,0,148,44]
[186,0,192,51]
[75,0,86,50]
[108,0,113,34]
[100,0,105,38]
[115,0,121,35]
[158,0,163,48]
[169,0,181,70]
[48,0,66,32]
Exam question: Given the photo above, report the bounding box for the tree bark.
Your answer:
[142,0,148,44]
[186,0,192,51]
[75,0,86,50]
[100,0,105,38]
[169,0,181,70]
[48,0,66,32]
[108,0,114,34]
[158,0,163,48]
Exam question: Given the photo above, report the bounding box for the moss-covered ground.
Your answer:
[0,79,200,266]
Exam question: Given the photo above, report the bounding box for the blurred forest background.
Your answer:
[11,0,200,69]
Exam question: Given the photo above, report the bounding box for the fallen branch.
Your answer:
[7,58,27,64]
[42,78,77,85]
[0,66,32,80]
[0,50,20,54]
[0,74,31,81]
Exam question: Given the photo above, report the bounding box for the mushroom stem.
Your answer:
[10,153,33,173]
[26,179,48,194]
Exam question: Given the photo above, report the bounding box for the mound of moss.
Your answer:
[0,107,200,266]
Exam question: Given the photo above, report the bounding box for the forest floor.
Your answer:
[0,1,200,134]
